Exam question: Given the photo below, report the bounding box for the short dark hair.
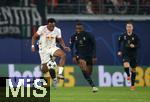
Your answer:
[76,21,83,26]
[126,21,133,25]
[47,18,56,23]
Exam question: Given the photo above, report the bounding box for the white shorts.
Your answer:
[39,46,60,64]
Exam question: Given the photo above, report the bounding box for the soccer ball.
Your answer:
[47,60,57,69]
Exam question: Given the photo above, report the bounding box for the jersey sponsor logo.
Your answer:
[6,78,48,98]
[46,34,55,40]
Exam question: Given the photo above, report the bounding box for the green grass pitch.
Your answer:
[0,87,149,102]
[50,87,150,102]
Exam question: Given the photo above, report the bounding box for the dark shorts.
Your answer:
[76,55,93,66]
[122,55,137,68]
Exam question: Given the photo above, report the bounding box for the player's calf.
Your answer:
[40,63,51,87]
[131,68,136,90]
[41,63,49,73]
[41,64,50,82]
[53,49,66,79]
[123,62,131,82]
[50,69,58,89]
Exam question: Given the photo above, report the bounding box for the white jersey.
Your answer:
[36,25,61,52]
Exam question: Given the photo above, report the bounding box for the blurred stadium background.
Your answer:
[0,0,150,101]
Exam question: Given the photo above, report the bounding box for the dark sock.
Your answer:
[131,72,136,86]
[49,69,56,79]
[82,71,95,87]
[124,68,130,77]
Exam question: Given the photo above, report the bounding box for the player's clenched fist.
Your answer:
[117,51,122,56]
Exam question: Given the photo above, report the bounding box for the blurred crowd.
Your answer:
[0,0,150,15]
[47,0,150,15]
[102,0,150,14]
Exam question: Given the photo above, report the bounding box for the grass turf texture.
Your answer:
[51,87,150,102]
[0,87,149,102]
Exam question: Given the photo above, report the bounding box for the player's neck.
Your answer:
[47,26,55,31]
[127,32,133,36]
[77,31,84,34]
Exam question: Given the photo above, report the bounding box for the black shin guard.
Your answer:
[124,68,130,77]
[49,69,56,79]
[82,70,95,87]
[131,72,136,86]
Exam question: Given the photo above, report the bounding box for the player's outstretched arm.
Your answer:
[31,33,39,52]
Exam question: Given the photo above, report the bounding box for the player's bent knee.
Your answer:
[79,64,84,70]
[41,63,49,73]
[79,64,86,71]
[60,52,66,58]
[123,62,130,68]
[55,49,66,58]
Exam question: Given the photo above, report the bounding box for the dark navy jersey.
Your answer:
[69,31,96,58]
[118,32,140,57]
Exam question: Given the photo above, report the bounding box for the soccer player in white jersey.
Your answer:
[31,18,70,81]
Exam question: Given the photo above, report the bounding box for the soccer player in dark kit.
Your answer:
[69,22,98,92]
[117,22,140,90]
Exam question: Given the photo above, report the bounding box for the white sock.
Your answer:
[58,66,64,75]
[53,78,57,81]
